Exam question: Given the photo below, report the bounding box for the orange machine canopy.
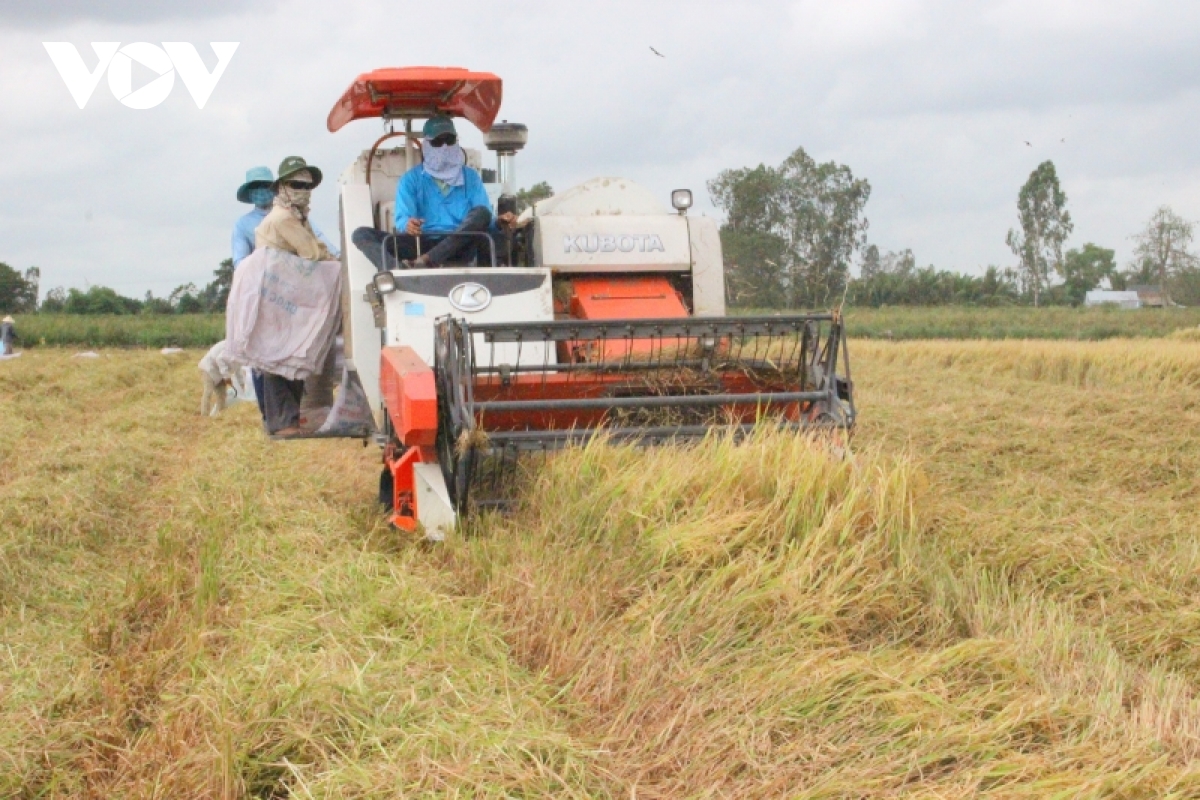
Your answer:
[327,67,502,133]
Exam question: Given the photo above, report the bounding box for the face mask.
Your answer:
[421,139,465,186]
[249,186,275,208]
[279,186,312,212]
[274,170,314,218]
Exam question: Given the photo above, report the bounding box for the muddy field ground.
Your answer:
[2,339,1199,797]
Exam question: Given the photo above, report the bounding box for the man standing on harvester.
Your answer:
[352,115,516,270]
[233,166,339,268]
[249,156,336,436]
[231,165,342,425]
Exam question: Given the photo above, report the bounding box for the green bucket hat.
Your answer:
[275,156,323,189]
[423,115,457,140]
[236,165,274,204]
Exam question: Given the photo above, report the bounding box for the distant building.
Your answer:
[1129,285,1168,308]
[1085,290,1141,309]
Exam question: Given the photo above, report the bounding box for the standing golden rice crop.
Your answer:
[865,337,1200,388]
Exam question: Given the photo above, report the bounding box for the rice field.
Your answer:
[738,305,1200,340]
[2,338,1199,797]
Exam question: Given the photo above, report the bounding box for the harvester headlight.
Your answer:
[372,271,397,294]
[671,189,693,213]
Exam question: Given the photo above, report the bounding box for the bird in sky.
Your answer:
[1024,141,1032,147]
[650,46,665,57]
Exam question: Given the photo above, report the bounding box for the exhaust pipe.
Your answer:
[483,121,528,197]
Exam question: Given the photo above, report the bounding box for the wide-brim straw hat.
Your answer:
[2,316,13,324]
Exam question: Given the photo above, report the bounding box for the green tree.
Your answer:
[63,286,142,315]
[846,261,1020,307]
[514,182,553,213]
[0,263,39,313]
[1006,161,1073,307]
[880,249,915,278]
[1060,243,1116,305]
[142,291,175,315]
[860,244,882,280]
[980,266,1023,304]
[169,282,204,313]
[198,258,234,312]
[709,147,871,308]
[1171,269,1200,306]
[708,164,786,307]
[40,286,66,313]
[22,267,39,310]
[1130,206,1196,304]
[721,229,789,308]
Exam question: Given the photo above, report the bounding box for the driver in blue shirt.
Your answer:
[352,116,515,270]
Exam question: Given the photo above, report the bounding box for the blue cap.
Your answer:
[237,165,274,203]
[423,116,457,140]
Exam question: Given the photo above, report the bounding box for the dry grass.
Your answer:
[3,339,1200,796]
[856,339,1200,689]
[0,350,610,798]
[442,428,1200,796]
[1168,325,1200,341]
[737,305,1200,340]
[865,337,1200,388]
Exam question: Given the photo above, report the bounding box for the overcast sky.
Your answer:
[1,0,1198,297]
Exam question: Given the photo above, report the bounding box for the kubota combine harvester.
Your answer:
[326,67,855,537]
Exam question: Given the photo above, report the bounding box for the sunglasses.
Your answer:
[284,180,314,190]
[429,134,458,147]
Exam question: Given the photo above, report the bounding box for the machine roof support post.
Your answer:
[404,118,414,173]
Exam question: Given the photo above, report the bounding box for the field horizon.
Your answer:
[3,305,1200,349]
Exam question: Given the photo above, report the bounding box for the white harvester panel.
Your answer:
[527,176,692,273]
[687,215,726,317]
[534,215,692,273]
[414,463,455,540]
[381,266,555,370]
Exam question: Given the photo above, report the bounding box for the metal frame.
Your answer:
[467,315,834,342]
[432,312,855,511]
[379,231,498,270]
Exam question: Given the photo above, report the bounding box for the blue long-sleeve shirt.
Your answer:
[231,207,340,266]
[393,166,492,234]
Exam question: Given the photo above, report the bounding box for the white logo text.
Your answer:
[563,234,666,254]
[43,42,239,109]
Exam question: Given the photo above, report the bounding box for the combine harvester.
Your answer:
[324,67,855,537]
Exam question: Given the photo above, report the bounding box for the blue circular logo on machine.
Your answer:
[448,282,492,313]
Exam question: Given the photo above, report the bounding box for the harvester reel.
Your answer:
[433,313,856,516]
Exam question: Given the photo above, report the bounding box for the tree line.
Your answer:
[0,259,232,315]
[711,150,1200,308]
